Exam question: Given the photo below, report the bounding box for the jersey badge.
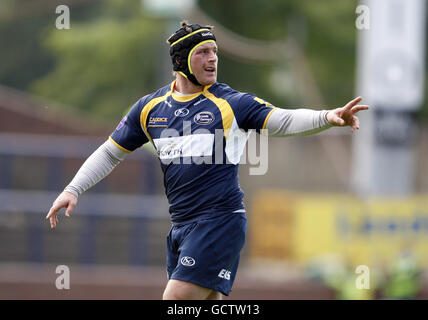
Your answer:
[194,111,215,125]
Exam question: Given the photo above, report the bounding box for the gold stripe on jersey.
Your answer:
[254,97,273,107]
[203,87,234,140]
[261,107,278,135]
[140,90,172,145]
[109,136,132,153]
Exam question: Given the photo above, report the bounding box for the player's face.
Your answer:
[190,42,218,86]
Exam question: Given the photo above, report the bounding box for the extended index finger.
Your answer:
[344,96,363,110]
[46,204,61,219]
[351,105,370,114]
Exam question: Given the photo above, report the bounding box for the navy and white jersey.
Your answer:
[110,81,276,224]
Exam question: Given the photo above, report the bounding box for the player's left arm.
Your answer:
[264,96,369,136]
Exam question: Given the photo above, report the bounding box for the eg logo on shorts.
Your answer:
[180,256,196,267]
[218,269,231,280]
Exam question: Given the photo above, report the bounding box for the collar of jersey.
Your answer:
[170,81,214,102]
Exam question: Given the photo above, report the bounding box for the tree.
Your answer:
[31,0,167,121]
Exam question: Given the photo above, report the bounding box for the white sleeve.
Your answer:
[263,108,333,137]
[64,139,129,197]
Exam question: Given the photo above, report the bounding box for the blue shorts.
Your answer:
[166,212,247,296]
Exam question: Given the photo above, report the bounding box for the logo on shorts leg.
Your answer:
[218,269,231,280]
[180,256,196,267]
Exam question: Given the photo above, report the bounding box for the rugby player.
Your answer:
[46,21,369,300]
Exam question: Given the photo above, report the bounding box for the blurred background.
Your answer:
[0,0,427,300]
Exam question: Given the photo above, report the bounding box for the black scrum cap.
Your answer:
[167,21,216,86]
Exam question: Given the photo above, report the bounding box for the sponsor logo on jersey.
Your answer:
[154,134,214,161]
[194,111,215,125]
[201,32,213,37]
[158,141,183,158]
[181,256,196,267]
[174,108,189,117]
[148,116,169,127]
[218,269,231,280]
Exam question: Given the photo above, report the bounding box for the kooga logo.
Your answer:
[201,32,213,37]
[181,256,195,267]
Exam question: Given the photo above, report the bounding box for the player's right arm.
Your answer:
[46,98,149,229]
[46,139,129,228]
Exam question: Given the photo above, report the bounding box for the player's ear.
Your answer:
[175,57,181,65]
